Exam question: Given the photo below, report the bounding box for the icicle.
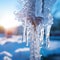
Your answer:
[41,0,56,48]
[35,0,43,17]
[23,18,26,42]
[30,24,41,60]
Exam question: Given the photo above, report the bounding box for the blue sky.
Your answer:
[0,0,17,19]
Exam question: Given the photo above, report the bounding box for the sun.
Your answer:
[0,13,22,30]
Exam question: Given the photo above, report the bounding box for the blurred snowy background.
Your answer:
[0,0,60,60]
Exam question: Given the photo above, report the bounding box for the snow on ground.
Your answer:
[0,35,60,57]
[0,35,23,45]
[3,56,12,60]
[0,51,12,57]
[15,48,30,53]
[41,40,60,56]
[47,41,60,50]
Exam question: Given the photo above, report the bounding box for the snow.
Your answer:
[0,35,22,45]
[15,48,30,52]
[0,51,12,57]
[47,41,60,50]
[4,56,12,60]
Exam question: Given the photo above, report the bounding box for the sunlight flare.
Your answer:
[0,13,22,30]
